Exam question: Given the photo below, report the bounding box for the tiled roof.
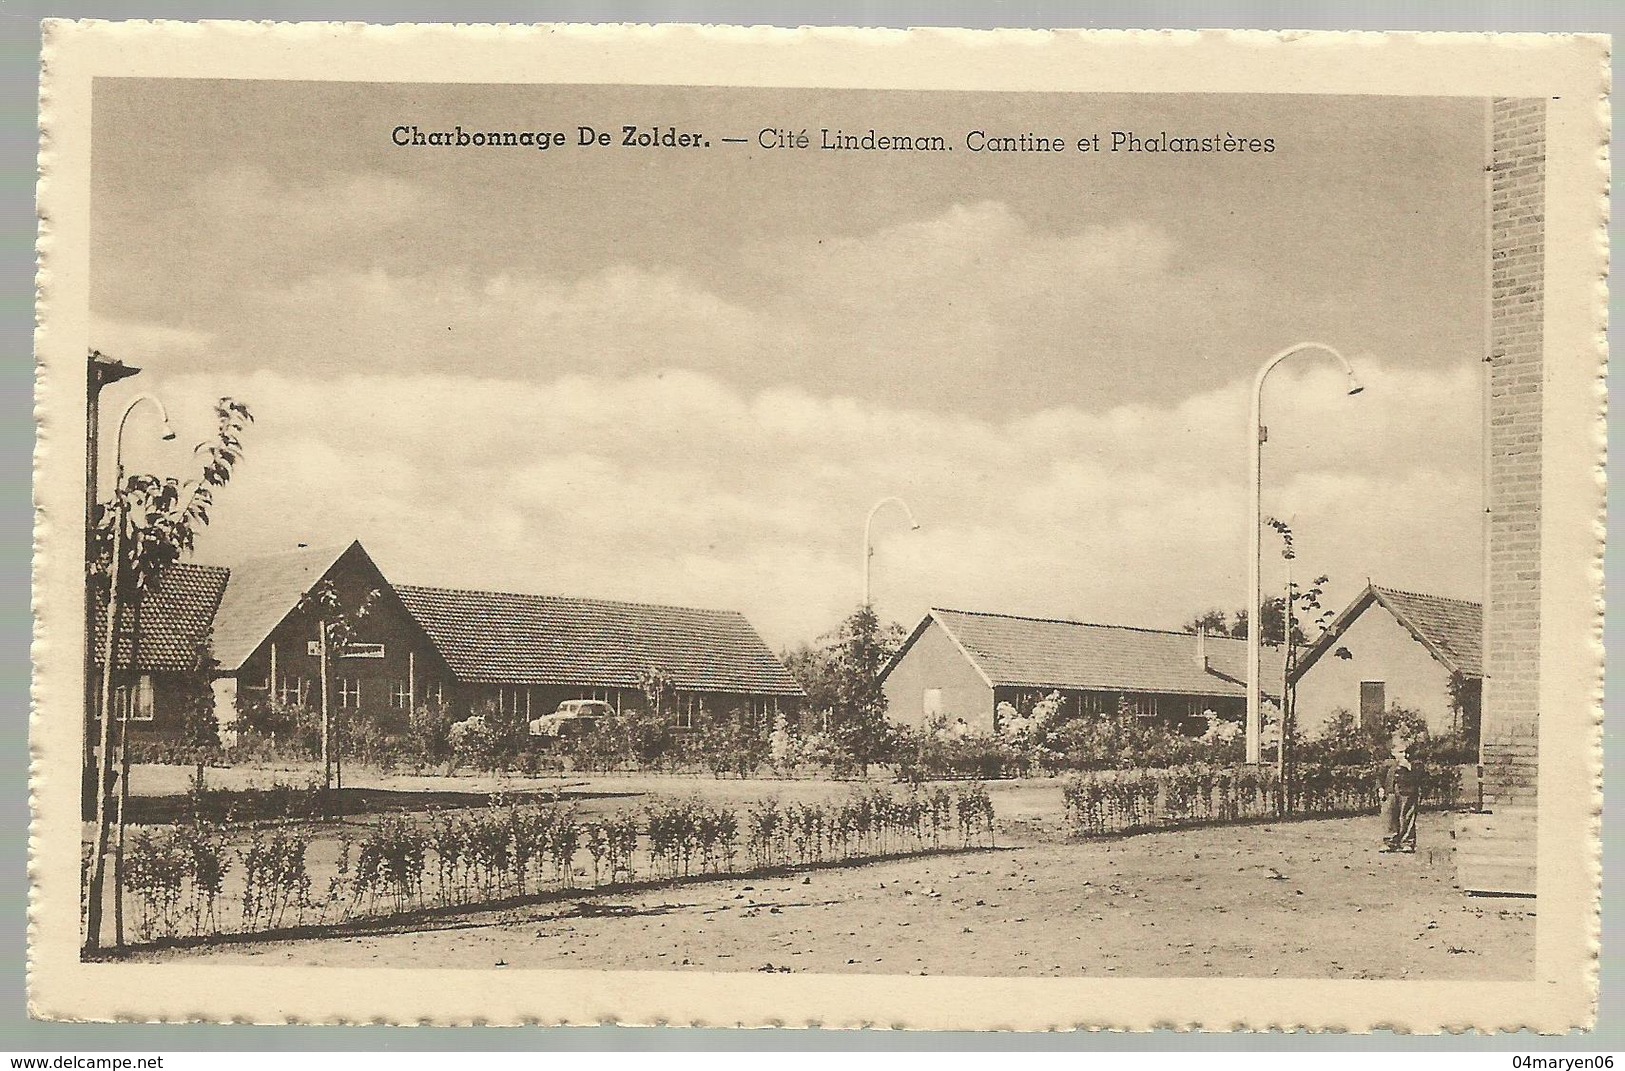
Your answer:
[1292,584,1482,680]
[909,608,1287,698]
[1372,587,1483,677]
[92,562,229,672]
[393,584,805,697]
[209,543,355,671]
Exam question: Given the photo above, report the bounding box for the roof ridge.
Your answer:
[202,542,353,571]
[396,582,747,618]
[1370,584,1482,608]
[932,606,1238,640]
[160,560,232,577]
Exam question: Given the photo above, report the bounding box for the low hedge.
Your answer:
[1062,762,1466,837]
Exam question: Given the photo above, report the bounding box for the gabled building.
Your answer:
[90,561,230,736]
[879,607,1286,736]
[210,541,448,733]
[1290,584,1482,742]
[92,538,802,739]
[394,585,805,726]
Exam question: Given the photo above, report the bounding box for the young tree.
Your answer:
[173,647,224,791]
[85,397,252,953]
[295,579,380,791]
[783,605,907,775]
[1263,516,1354,811]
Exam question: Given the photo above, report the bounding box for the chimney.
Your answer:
[1195,625,1208,671]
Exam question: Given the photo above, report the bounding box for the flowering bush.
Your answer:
[1031,700,1243,774]
[892,718,1027,781]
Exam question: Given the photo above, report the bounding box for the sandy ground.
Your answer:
[136,810,1533,979]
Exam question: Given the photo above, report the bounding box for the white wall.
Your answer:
[880,619,995,734]
[211,676,239,746]
[1294,603,1461,738]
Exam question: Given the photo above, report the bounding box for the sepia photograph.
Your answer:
[30,24,1606,1031]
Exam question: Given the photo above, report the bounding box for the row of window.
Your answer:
[272,676,444,710]
[954,689,1239,724]
[674,695,780,729]
[92,676,155,722]
[267,678,779,724]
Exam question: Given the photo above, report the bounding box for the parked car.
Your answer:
[528,699,614,739]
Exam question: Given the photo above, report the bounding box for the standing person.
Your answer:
[1379,740,1420,853]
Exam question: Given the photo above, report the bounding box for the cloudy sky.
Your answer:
[91,81,1487,647]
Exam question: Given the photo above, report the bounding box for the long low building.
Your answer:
[880,607,1286,736]
[94,539,804,739]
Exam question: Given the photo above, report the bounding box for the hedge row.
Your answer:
[1061,762,1465,837]
[115,783,997,946]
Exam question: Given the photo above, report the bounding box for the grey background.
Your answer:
[0,2,1617,1052]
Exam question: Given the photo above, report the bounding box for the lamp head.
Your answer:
[910,522,921,531]
[1345,373,1365,397]
[161,425,178,441]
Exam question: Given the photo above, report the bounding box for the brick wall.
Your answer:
[1480,98,1544,808]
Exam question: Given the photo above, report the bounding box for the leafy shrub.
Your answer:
[233,695,322,760]
[181,776,328,826]
[238,824,311,930]
[408,701,457,771]
[108,784,999,946]
[449,713,500,774]
[696,711,770,778]
[1062,759,1466,838]
[352,815,428,913]
[338,710,411,770]
[892,719,1027,781]
[127,741,231,768]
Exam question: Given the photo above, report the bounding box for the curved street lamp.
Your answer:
[85,394,175,951]
[1246,344,1363,765]
[863,496,921,607]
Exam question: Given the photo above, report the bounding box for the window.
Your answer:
[277,675,305,707]
[1123,694,1158,719]
[495,687,530,716]
[676,693,703,730]
[425,680,445,706]
[391,680,412,710]
[108,676,155,722]
[1078,692,1115,717]
[1359,681,1386,728]
[923,688,943,717]
[340,642,385,659]
[338,677,361,709]
[749,695,777,728]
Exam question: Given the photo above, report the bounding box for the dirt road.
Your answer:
[142,813,1532,979]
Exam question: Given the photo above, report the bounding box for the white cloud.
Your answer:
[90,317,214,365]
[111,354,1481,649]
[105,194,1289,415]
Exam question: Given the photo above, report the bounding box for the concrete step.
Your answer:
[1455,808,1537,896]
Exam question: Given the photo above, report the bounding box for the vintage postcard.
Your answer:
[30,23,1608,1030]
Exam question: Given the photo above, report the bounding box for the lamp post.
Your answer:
[84,353,141,818]
[85,393,175,952]
[1246,344,1362,765]
[863,496,920,607]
